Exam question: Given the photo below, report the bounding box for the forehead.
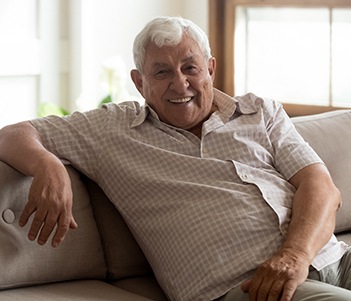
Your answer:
[143,35,204,66]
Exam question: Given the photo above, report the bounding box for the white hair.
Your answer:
[133,16,212,72]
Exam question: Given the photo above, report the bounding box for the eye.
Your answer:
[154,69,169,79]
[184,65,198,75]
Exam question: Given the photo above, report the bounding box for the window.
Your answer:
[0,0,40,127]
[0,0,70,128]
[209,0,351,116]
[0,0,155,129]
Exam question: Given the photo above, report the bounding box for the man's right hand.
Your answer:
[0,121,78,248]
[19,163,78,248]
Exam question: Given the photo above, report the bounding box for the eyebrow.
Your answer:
[182,55,197,64]
[151,55,198,68]
[151,62,169,69]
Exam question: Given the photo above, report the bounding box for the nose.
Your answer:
[170,71,189,93]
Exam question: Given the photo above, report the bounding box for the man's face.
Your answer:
[131,34,216,133]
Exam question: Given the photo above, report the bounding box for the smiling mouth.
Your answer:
[168,97,193,104]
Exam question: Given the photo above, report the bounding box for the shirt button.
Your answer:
[241,174,248,180]
[202,148,208,154]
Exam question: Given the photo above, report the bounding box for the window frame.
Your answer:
[209,0,351,116]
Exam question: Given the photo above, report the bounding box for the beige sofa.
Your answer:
[1,109,351,300]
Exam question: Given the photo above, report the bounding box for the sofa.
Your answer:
[0,109,351,301]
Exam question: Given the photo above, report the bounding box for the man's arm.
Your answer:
[0,121,77,247]
[241,163,341,301]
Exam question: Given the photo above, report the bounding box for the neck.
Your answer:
[189,103,218,138]
[189,123,203,138]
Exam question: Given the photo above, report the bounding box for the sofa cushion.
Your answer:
[0,162,106,290]
[113,276,169,301]
[0,280,154,301]
[292,110,351,233]
[83,177,152,280]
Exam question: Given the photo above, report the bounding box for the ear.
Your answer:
[130,69,143,95]
[208,57,216,82]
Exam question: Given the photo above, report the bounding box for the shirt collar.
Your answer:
[212,88,237,121]
[234,92,262,115]
[130,104,155,128]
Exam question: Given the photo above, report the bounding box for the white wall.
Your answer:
[179,0,209,32]
[75,0,209,110]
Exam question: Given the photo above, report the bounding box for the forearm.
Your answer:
[283,163,340,264]
[0,121,64,177]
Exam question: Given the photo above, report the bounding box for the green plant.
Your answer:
[38,95,113,118]
[38,102,70,117]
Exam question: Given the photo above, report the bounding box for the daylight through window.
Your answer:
[234,7,351,107]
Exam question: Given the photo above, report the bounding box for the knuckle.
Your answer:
[44,219,57,229]
[48,200,61,212]
[58,220,71,233]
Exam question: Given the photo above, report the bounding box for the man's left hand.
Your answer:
[240,247,310,301]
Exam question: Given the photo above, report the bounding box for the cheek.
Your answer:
[143,80,167,99]
[196,77,214,102]
[143,83,168,110]
[204,73,215,88]
[194,73,213,91]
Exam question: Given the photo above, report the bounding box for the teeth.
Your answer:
[168,97,192,103]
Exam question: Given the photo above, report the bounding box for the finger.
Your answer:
[37,212,60,246]
[267,279,285,301]
[240,279,252,292]
[280,280,298,301]
[27,209,48,242]
[69,216,78,230]
[255,280,275,301]
[247,277,264,301]
[50,214,75,248]
[19,202,37,227]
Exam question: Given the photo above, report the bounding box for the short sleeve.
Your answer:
[267,102,323,180]
[30,107,110,179]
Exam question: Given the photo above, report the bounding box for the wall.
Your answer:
[74,0,209,111]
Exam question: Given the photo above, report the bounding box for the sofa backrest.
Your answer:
[292,110,351,233]
[82,176,153,280]
[0,162,106,290]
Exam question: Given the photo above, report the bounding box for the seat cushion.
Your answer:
[0,280,154,301]
[113,276,169,301]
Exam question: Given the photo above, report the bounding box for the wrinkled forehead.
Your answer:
[143,34,205,65]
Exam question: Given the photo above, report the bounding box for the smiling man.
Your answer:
[131,32,216,137]
[1,16,351,301]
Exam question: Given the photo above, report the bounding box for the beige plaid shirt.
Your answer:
[31,89,347,301]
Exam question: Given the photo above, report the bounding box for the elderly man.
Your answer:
[0,16,350,301]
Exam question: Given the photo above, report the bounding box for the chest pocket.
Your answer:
[204,124,275,170]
